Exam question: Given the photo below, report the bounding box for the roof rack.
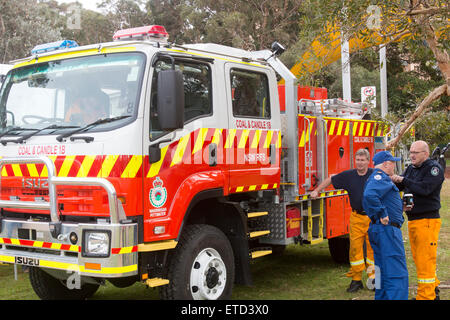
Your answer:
[299,98,370,119]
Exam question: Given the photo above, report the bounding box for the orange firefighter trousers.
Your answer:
[408,218,441,300]
[346,211,374,281]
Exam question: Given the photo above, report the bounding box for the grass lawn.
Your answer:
[1,180,448,300]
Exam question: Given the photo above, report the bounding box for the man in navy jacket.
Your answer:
[363,151,408,300]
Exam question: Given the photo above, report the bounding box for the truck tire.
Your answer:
[29,267,99,300]
[328,237,350,264]
[160,224,235,300]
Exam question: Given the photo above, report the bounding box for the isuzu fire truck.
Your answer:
[0,26,388,300]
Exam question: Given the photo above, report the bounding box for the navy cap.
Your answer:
[373,151,401,165]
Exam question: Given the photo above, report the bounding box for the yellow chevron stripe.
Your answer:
[344,121,350,136]
[337,121,344,136]
[1,167,6,177]
[98,155,119,178]
[171,134,190,167]
[306,121,314,143]
[251,130,261,149]
[261,184,269,189]
[27,164,39,177]
[192,128,208,154]
[365,123,372,136]
[121,155,142,178]
[211,128,222,145]
[119,246,134,254]
[39,156,57,177]
[11,164,23,177]
[352,122,358,136]
[299,131,305,147]
[225,129,236,149]
[248,185,257,191]
[358,122,365,136]
[76,155,96,178]
[236,186,244,192]
[58,155,76,177]
[264,130,273,149]
[148,145,168,178]
[277,131,281,148]
[377,126,382,136]
[238,130,249,148]
[328,120,336,135]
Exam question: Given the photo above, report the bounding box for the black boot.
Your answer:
[435,286,440,300]
[347,280,364,293]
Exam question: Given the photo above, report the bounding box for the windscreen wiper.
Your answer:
[0,124,78,146]
[0,126,36,139]
[56,115,131,142]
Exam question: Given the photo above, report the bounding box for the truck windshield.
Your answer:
[0,52,145,135]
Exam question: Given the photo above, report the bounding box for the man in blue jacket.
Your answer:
[363,151,409,300]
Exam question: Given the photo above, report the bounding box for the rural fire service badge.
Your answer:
[149,177,167,208]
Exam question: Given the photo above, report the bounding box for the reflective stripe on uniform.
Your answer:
[418,278,436,284]
[350,259,365,266]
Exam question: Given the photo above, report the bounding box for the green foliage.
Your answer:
[0,0,61,63]
[415,111,450,150]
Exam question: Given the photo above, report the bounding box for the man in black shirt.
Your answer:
[311,148,374,293]
[391,140,445,300]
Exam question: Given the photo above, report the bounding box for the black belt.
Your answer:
[370,218,401,229]
[354,210,366,215]
[389,222,401,228]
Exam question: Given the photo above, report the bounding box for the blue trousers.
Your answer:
[368,223,409,300]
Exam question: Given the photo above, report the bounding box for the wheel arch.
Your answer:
[175,189,252,286]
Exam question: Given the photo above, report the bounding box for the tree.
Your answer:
[146,0,304,52]
[0,0,61,63]
[296,0,449,149]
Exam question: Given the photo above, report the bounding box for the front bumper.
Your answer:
[0,219,138,278]
[0,156,138,278]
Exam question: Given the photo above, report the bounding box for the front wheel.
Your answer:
[29,267,99,300]
[160,224,235,300]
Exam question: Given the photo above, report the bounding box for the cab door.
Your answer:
[224,63,281,194]
[142,57,219,242]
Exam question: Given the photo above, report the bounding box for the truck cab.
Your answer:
[0,26,282,300]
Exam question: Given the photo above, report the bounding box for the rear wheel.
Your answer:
[29,267,99,300]
[328,237,350,264]
[160,224,235,300]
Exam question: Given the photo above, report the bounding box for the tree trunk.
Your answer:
[385,84,448,149]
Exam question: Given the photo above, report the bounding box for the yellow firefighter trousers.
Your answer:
[346,211,375,281]
[408,218,441,300]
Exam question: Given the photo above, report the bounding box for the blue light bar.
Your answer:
[31,40,79,55]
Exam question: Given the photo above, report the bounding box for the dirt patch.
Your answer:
[446,167,450,179]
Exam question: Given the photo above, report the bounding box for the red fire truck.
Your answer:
[0,26,387,300]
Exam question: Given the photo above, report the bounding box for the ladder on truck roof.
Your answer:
[299,98,370,119]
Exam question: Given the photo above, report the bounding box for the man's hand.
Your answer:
[310,190,319,199]
[380,216,389,225]
[391,174,404,183]
[403,204,413,212]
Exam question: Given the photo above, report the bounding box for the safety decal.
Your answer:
[149,177,167,208]
[0,237,80,252]
[2,128,281,180]
[431,167,439,176]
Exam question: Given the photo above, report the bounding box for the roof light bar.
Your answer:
[31,40,79,55]
[113,25,169,43]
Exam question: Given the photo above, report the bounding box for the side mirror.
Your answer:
[157,69,184,130]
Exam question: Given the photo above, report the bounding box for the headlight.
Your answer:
[82,230,111,257]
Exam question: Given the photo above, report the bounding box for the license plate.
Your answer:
[15,256,40,266]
